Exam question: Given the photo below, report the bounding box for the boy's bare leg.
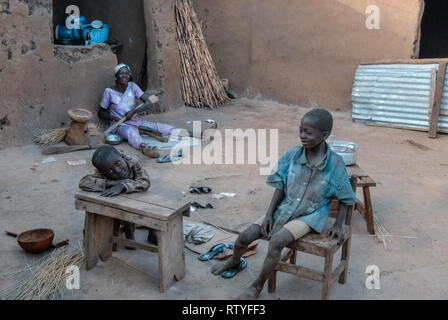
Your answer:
[237,228,294,300]
[211,224,262,275]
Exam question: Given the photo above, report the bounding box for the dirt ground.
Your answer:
[1,98,447,300]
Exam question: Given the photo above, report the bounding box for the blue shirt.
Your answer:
[266,143,357,234]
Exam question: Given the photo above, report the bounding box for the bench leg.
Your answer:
[112,219,120,252]
[83,212,114,270]
[322,253,334,300]
[156,213,185,293]
[363,187,375,234]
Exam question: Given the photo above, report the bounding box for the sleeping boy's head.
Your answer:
[299,108,333,149]
[92,145,129,180]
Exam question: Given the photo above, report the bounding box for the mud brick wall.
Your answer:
[0,0,117,148]
[192,0,423,110]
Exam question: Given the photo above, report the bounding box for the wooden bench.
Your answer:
[75,191,190,293]
[346,164,376,234]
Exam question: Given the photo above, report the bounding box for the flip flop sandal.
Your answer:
[189,186,212,194]
[156,154,180,163]
[191,202,214,209]
[198,243,234,261]
[221,258,247,278]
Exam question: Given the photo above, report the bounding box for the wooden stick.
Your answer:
[429,63,447,138]
[104,102,144,135]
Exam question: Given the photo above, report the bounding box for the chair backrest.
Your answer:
[344,174,358,226]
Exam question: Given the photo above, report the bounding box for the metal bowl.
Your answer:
[327,136,358,166]
[17,229,54,253]
[105,134,123,145]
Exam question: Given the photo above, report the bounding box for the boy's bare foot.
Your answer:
[140,145,160,158]
[211,259,239,275]
[237,284,263,300]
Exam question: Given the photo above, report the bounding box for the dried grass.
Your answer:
[373,214,392,250]
[0,245,85,300]
[33,128,68,146]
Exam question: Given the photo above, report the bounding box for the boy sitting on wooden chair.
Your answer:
[79,145,157,246]
[211,108,357,299]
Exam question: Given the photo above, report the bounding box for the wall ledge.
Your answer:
[54,43,113,64]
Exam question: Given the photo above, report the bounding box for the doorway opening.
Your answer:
[52,0,148,90]
[419,0,448,58]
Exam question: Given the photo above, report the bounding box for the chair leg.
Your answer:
[339,237,352,284]
[322,253,334,300]
[290,249,297,264]
[267,271,277,293]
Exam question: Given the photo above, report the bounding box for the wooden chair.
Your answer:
[267,175,358,300]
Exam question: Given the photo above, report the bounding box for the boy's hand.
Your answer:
[326,223,344,243]
[101,184,125,197]
[261,216,274,238]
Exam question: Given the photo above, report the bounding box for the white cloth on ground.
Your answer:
[183,224,214,244]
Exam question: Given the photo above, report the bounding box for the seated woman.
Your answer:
[99,63,183,158]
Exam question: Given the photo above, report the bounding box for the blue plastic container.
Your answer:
[82,25,109,44]
[54,25,82,40]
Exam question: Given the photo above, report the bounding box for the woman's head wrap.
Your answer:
[114,63,131,75]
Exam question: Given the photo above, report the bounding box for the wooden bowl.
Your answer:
[17,229,54,253]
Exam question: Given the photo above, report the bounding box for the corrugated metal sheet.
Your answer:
[351,63,448,133]
[437,75,448,131]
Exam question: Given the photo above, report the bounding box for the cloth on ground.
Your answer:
[183,224,214,244]
[141,134,199,150]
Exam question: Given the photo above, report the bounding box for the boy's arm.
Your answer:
[79,172,123,193]
[79,172,108,192]
[327,162,358,243]
[326,203,348,243]
[119,160,151,194]
[261,188,285,237]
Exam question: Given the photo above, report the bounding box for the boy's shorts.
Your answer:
[254,216,311,240]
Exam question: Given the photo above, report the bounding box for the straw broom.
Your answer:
[33,128,68,146]
[175,0,230,109]
[0,246,85,300]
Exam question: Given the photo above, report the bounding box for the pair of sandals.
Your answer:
[198,243,247,278]
[189,186,212,194]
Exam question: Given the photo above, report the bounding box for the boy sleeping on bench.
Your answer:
[79,145,158,247]
[210,109,357,299]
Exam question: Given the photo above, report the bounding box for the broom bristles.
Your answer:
[33,128,68,146]
[373,214,392,250]
[0,246,85,300]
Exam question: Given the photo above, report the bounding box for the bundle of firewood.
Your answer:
[175,0,230,109]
